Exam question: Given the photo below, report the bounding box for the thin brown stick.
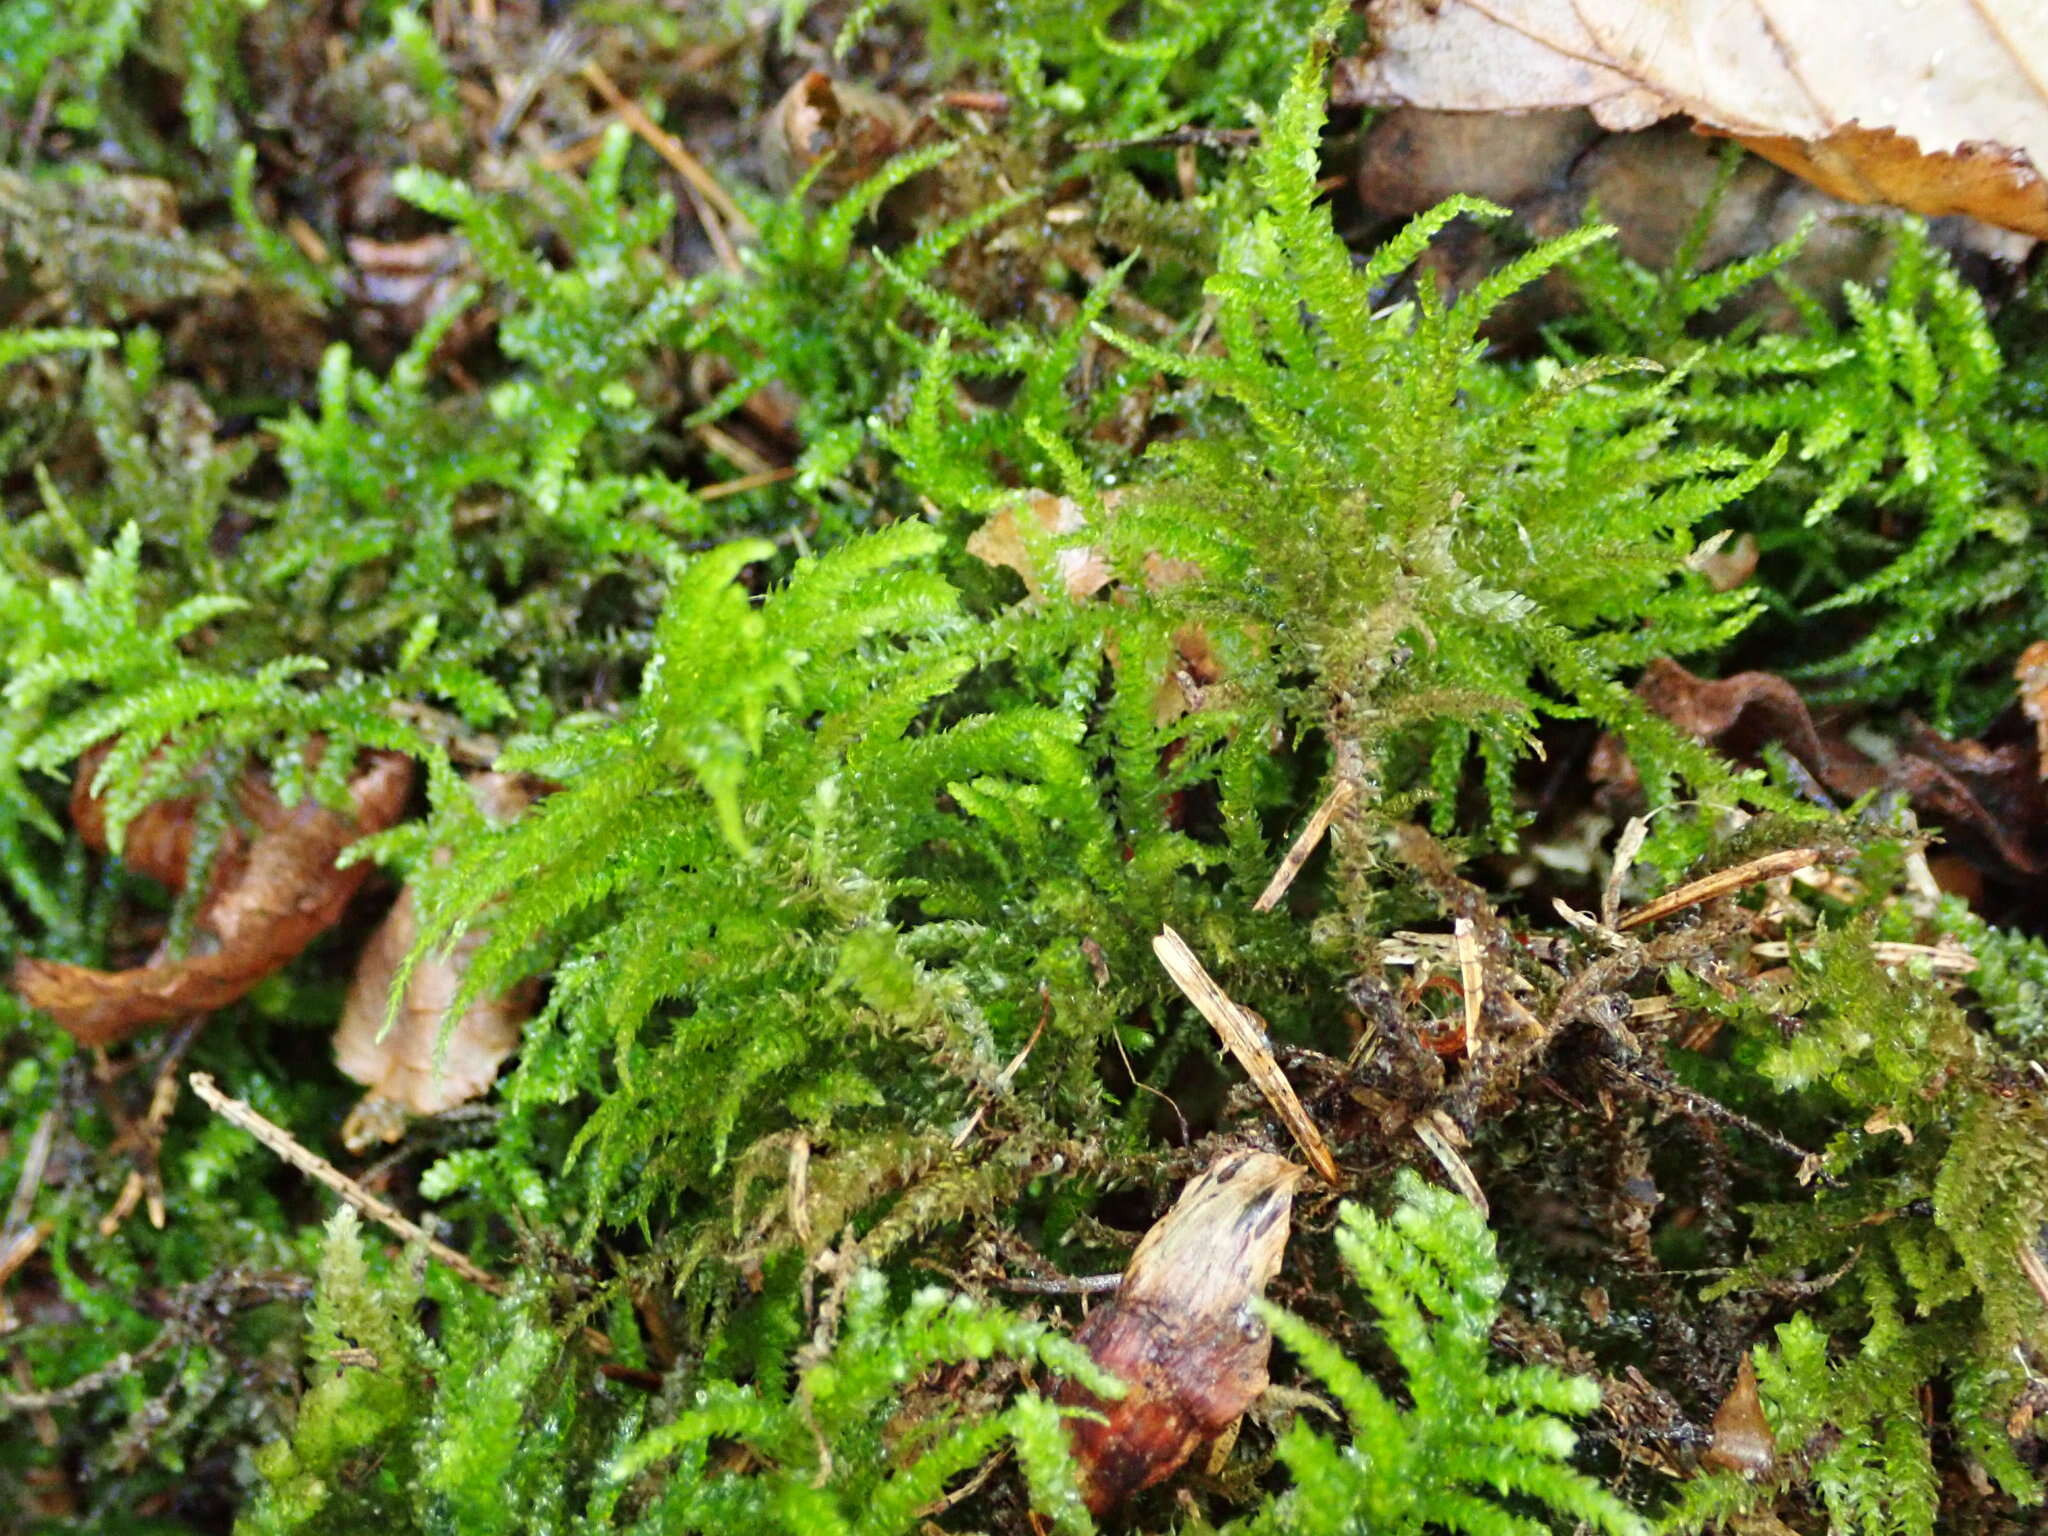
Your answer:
[1151,927,1340,1183]
[0,1220,50,1287]
[992,1271,1123,1295]
[188,1072,504,1294]
[697,465,799,501]
[2019,1241,2048,1312]
[4,1108,56,1233]
[1616,848,1821,931]
[952,987,1052,1149]
[1413,1109,1487,1217]
[1252,778,1357,913]
[678,174,741,274]
[579,62,754,238]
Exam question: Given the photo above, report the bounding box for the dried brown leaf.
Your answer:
[758,70,914,198]
[14,753,414,1047]
[1060,1150,1304,1514]
[1339,0,2048,238]
[69,743,225,890]
[334,773,536,1147]
[2016,640,2048,780]
[1604,659,2045,875]
[1702,1352,1777,1479]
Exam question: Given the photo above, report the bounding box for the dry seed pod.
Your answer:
[1059,1150,1305,1514]
[334,773,536,1148]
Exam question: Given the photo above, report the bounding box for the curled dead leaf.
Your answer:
[758,70,915,198]
[1600,658,2047,877]
[334,773,537,1149]
[1339,0,2048,240]
[1059,1149,1304,1514]
[13,752,414,1047]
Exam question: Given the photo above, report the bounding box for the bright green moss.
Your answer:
[5,3,2048,1532]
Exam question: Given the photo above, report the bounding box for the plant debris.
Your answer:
[1059,1149,1304,1514]
[13,753,414,1046]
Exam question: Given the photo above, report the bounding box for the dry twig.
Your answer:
[188,1072,504,1294]
[579,62,754,242]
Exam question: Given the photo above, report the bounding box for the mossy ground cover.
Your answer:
[3,3,2048,1532]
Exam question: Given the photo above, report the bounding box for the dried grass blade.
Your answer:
[1151,927,1339,1182]
[1252,778,1356,912]
[1616,848,1822,931]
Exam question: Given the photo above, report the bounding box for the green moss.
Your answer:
[5,2,2048,1531]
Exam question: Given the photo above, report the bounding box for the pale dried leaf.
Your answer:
[333,772,536,1144]
[1340,0,2048,237]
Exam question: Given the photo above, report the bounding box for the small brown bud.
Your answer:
[1703,1352,1777,1480]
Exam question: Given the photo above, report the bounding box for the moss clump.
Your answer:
[3,2,2046,1532]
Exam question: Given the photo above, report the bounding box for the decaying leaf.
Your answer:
[1599,658,2048,876]
[967,493,1219,726]
[69,741,220,890]
[758,70,915,198]
[1702,1352,1777,1479]
[1059,1149,1305,1514]
[334,773,537,1149]
[965,492,1114,602]
[12,752,414,1047]
[1337,0,2048,240]
[2016,641,2048,781]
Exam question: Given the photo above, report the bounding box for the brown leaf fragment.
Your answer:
[1059,1150,1304,1514]
[1702,1352,1777,1479]
[2016,640,2048,780]
[1340,0,2048,239]
[333,775,537,1148]
[968,494,1223,728]
[14,753,414,1047]
[70,743,223,890]
[758,70,914,199]
[1731,125,2048,237]
[1604,659,2047,876]
[965,493,1113,602]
